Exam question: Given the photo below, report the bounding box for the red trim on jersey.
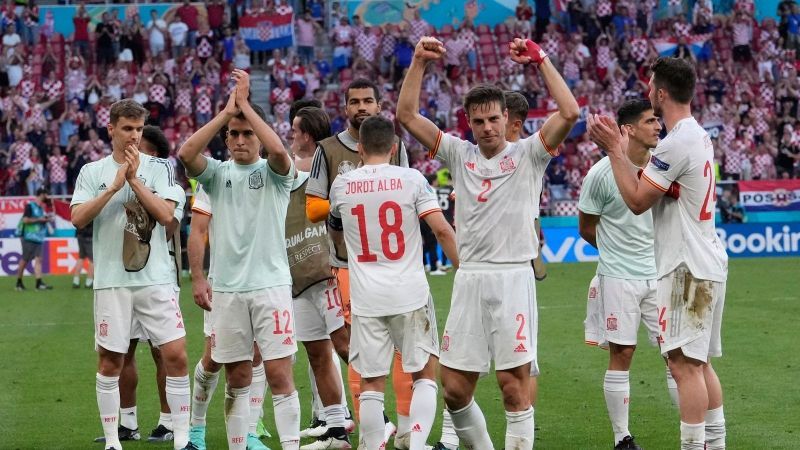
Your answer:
[191,207,212,216]
[418,208,442,219]
[429,131,443,159]
[641,172,668,192]
[539,132,559,156]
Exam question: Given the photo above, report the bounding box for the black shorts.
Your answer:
[78,235,93,260]
[21,239,43,261]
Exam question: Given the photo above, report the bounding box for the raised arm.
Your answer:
[509,38,580,151]
[232,69,292,175]
[124,145,176,226]
[71,163,128,229]
[178,89,239,177]
[397,36,447,151]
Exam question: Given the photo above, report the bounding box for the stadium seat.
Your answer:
[438,24,454,39]
[479,43,496,57]
[484,64,500,80]
[478,33,493,45]
[476,24,491,36]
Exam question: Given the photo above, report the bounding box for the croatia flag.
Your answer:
[239,10,294,51]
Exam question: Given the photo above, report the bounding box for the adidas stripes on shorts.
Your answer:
[210,285,297,364]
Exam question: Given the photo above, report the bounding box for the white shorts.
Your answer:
[210,285,297,364]
[599,275,659,347]
[203,310,212,338]
[440,263,537,373]
[94,285,186,353]
[657,266,726,363]
[293,278,345,342]
[350,296,439,378]
[131,285,182,342]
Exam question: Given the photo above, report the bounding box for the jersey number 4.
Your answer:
[351,201,406,262]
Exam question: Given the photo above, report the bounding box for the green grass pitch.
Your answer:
[1,258,798,449]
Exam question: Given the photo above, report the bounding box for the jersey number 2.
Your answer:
[351,202,406,262]
[699,161,716,221]
[477,179,491,203]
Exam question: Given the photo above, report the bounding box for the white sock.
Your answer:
[307,362,322,420]
[249,364,267,434]
[96,374,121,449]
[322,403,345,428]
[397,413,410,435]
[680,421,706,450]
[359,391,385,449]
[705,406,726,449]
[449,399,493,449]
[166,376,190,449]
[191,360,220,426]
[331,348,348,410]
[604,370,631,444]
[158,411,172,429]
[505,407,534,450]
[120,406,137,430]
[86,277,93,287]
[225,386,250,450]
[73,275,80,284]
[667,367,680,407]
[440,409,460,449]
[409,379,437,446]
[273,391,301,449]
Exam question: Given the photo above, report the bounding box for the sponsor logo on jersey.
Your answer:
[225,180,232,188]
[99,320,108,337]
[650,155,670,171]
[249,170,264,189]
[465,161,476,171]
[98,183,107,191]
[606,315,618,331]
[514,343,527,353]
[338,160,356,175]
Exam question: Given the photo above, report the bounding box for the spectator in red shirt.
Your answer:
[516,0,534,21]
[72,3,91,60]
[176,0,200,48]
[206,0,225,35]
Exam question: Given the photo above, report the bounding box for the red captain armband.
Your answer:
[519,39,548,65]
[637,169,680,199]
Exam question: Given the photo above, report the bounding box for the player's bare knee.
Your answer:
[361,375,386,393]
[226,361,253,388]
[98,348,125,376]
[609,344,636,370]
[265,357,295,394]
[330,327,350,361]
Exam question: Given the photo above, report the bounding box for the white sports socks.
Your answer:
[249,364,267,434]
[448,399,494,449]
[96,373,121,449]
[680,421,706,450]
[165,375,190,449]
[359,391,386,449]
[272,391,301,449]
[191,360,220,426]
[705,406,726,449]
[666,366,680,407]
[119,406,137,430]
[505,407,534,450]
[225,385,250,450]
[604,370,631,444]
[439,409,460,449]
[409,379,438,448]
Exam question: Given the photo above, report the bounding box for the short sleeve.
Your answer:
[23,203,33,218]
[70,165,96,206]
[171,186,187,222]
[328,178,343,218]
[266,157,295,193]
[577,165,608,215]
[414,172,441,218]
[524,131,557,171]
[194,156,222,191]
[430,131,461,167]
[306,145,329,198]
[152,159,181,204]
[641,140,687,192]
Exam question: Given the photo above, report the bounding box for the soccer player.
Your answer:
[504,91,547,282]
[328,116,459,450]
[71,99,191,450]
[71,222,94,288]
[587,57,727,450]
[397,37,579,449]
[93,125,187,444]
[579,99,665,450]
[178,70,301,450]
[186,183,272,450]
[16,187,54,291]
[304,78,411,444]
[285,105,352,448]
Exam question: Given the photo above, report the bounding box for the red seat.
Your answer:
[495,23,509,34]
[478,33,493,45]
[476,24,491,36]
[484,64,500,80]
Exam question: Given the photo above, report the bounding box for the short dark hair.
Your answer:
[464,84,506,116]
[359,116,395,155]
[141,125,171,159]
[110,99,148,125]
[617,99,653,126]
[295,107,331,142]
[220,102,267,141]
[345,78,381,103]
[651,57,696,104]
[504,91,529,122]
[289,98,323,125]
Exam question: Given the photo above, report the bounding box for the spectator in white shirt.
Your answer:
[146,9,168,57]
[168,16,189,58]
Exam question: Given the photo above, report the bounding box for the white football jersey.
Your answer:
[641,117,728,282]
[432,131,555,263]
[330,164,440,317]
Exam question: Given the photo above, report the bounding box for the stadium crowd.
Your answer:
[0,0,798,213]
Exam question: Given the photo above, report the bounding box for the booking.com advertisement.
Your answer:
[2,223,797,276]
